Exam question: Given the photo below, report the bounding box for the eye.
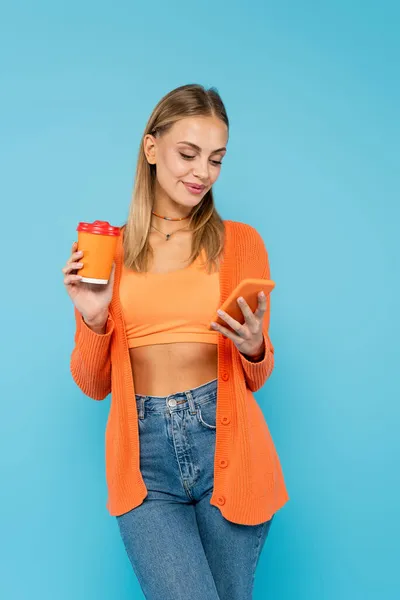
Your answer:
[180,152,222,166]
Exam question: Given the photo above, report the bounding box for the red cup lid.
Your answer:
[77,220,120,236]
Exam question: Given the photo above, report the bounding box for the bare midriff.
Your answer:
[129,342,218,396]
[126,230,219,396]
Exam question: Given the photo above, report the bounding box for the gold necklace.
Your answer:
[150,223,189,241]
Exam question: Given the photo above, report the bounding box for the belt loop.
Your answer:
[185,390,197,415]
[138,396,146,420]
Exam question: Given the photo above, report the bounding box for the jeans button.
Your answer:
[168,398,177,407]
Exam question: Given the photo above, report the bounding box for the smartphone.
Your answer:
[209,278,275,330]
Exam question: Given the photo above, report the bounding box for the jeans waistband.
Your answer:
[135,377,218,417]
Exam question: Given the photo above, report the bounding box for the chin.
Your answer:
[184,196,205,209]
[175,191,206,208]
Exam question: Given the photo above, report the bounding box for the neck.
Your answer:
[152,204,192,221]
[150,206,192,235]
[150,217,191,236]
[152,181,193,221]
[151,204,192,234]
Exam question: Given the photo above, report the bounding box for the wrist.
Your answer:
[243,339,266,362]
[83,312,109,333]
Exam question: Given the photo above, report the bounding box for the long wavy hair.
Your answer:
[122,84,229,274]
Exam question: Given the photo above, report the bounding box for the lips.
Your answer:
[183,182,205,190]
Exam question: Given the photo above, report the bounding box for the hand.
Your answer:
[62,241,115,325]
[210,292,267,359]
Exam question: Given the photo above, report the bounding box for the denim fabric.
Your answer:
[116,377,274,600]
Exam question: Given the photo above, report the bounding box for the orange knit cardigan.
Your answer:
[70,219,289,525]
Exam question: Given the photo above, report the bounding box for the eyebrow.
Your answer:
[177,141,226,154]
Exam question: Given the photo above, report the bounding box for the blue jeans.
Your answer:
[116,377,274,600]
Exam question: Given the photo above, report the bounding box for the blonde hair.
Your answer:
[122,84,229,274]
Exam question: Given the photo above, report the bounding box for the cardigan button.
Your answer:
[221,416,230,425]
[221,371,229,381]
[216,495,226,506]
[219,459,228,468]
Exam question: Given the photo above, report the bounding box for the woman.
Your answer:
[63,84,289,600]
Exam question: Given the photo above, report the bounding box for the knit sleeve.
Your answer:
[70,307,114,400]
[238,228,275,392]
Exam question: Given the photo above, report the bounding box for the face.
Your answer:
[143,115,228,209]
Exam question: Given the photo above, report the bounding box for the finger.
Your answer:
[236,296,258,327]
[210,321,244,345]
[254,291,267,320]
[68,250,84,263]
[65,249,83,278]
[62,261,83,275]
[216,308,245,335]
[64,274,83,286]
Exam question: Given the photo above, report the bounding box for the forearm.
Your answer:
[238,242,275,389]
[70,308,114,400]
[239,331,274,391]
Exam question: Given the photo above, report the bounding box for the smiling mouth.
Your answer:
[184,182,204,188]
[183,182,206,193]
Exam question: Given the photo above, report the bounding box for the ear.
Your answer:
[143,134,157,165]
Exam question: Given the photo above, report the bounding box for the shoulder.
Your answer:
[223,219,270,275]
[223,219,267,251]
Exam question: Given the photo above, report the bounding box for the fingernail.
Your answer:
[217,309,224,315]
[238,296,244,302]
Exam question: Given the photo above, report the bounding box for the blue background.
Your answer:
[1,1,398,599]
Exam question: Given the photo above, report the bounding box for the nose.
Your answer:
[193,157,210,181]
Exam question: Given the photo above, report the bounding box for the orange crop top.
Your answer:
[119,249,220,348]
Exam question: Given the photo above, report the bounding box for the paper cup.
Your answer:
[76,220,120,284]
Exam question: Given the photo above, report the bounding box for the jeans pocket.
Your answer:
[196,398,217,430]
